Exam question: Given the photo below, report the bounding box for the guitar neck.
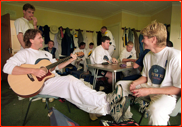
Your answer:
[46,56,71,70]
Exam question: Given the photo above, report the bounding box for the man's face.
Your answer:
[101,28,106,34]
[89,45,94,49]
[23,8,34,21]
[80,44,85,49]
[30,33,44,50]
[48,41,54,49]
[102,40,110,50]
[126,44,133,52]
[142,36,153,49]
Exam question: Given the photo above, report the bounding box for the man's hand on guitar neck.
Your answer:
[70,53,77,62]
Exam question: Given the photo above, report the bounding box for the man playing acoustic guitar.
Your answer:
[3,29,130,124]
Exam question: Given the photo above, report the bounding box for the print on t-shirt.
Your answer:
[103,55,109,61]
[127,55,132,59]
[149,65,166,85]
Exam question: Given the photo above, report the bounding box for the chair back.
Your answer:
[86,58,95,76]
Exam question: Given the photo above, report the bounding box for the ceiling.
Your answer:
[2,1,181,19]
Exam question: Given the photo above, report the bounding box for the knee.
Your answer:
[105,72,112,78]
[148,103,163,118]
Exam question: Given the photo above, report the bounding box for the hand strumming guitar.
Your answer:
[32,67,48,78]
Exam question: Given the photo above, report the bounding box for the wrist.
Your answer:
[31,68,35,75]
[149,88,153,94]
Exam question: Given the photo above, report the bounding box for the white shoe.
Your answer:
[89,113,103,121]
[110,96,130,123]
[42,98,46,102]
[106,84,123,105]
[18,96,25,100]
[89,113,98,121]
[49,98,54,102]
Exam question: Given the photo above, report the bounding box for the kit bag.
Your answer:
[48,107,79,126]
[100,118,139,126]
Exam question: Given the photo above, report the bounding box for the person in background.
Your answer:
[43,40,59,102]
[14,3,37,49]
[133,49,150,69]
[72,42,87,71]
[90,36,118,88]
[166,40,173,47]
[116,21,181,125]
[44,40,59,60]
[3,29,130,124]
[87,42,95,57]
[119,41,137,63]
[101,26,116,56]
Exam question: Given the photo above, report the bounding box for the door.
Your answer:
[107,24,120,59]
[1,13,12,81]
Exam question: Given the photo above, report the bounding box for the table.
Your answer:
[87,63,134,91]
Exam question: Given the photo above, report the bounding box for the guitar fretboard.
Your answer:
[46,56,71,70]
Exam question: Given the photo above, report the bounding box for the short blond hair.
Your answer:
[127,41,134,46]
[140,20,167,47]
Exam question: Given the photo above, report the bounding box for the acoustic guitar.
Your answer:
[8,52,84,98]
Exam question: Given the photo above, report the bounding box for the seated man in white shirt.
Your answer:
[90,36,118,88]
[101,26,116,56]
[116,21,181,125]
[72,42,87,71]
[119,41,137,63]
[87,42,95,57]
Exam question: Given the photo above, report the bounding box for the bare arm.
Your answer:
[17,33,25,48]
[132,86,181,97]
[133,62,140,69]
[12,66,47,78]
[130,76,147,91]
[57,54,77,69]
[122,58,136,62]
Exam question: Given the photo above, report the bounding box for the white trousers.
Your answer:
[108,45,115,57]
[39,75,110,115]
[116,80,177,125]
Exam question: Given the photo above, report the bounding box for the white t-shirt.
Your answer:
[104,30,116,47]
[14,17,34,49]
[14,17,34,35]
[142,47,181,88]
[90,45,112,64]
[3,48,57,75]
[86,48,95,57]
[72,48,87,64]
[119,48,136,62]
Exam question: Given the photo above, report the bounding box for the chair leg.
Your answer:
[66,100,71,113]
[22,98,34,126]
[45,98,49,110]
[138,111,145,125]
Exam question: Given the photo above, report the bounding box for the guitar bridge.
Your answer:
[27,74,35,81]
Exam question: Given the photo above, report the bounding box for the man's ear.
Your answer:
[23,10,26,15]
[29,39,34,44]
[152,36,157,44]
